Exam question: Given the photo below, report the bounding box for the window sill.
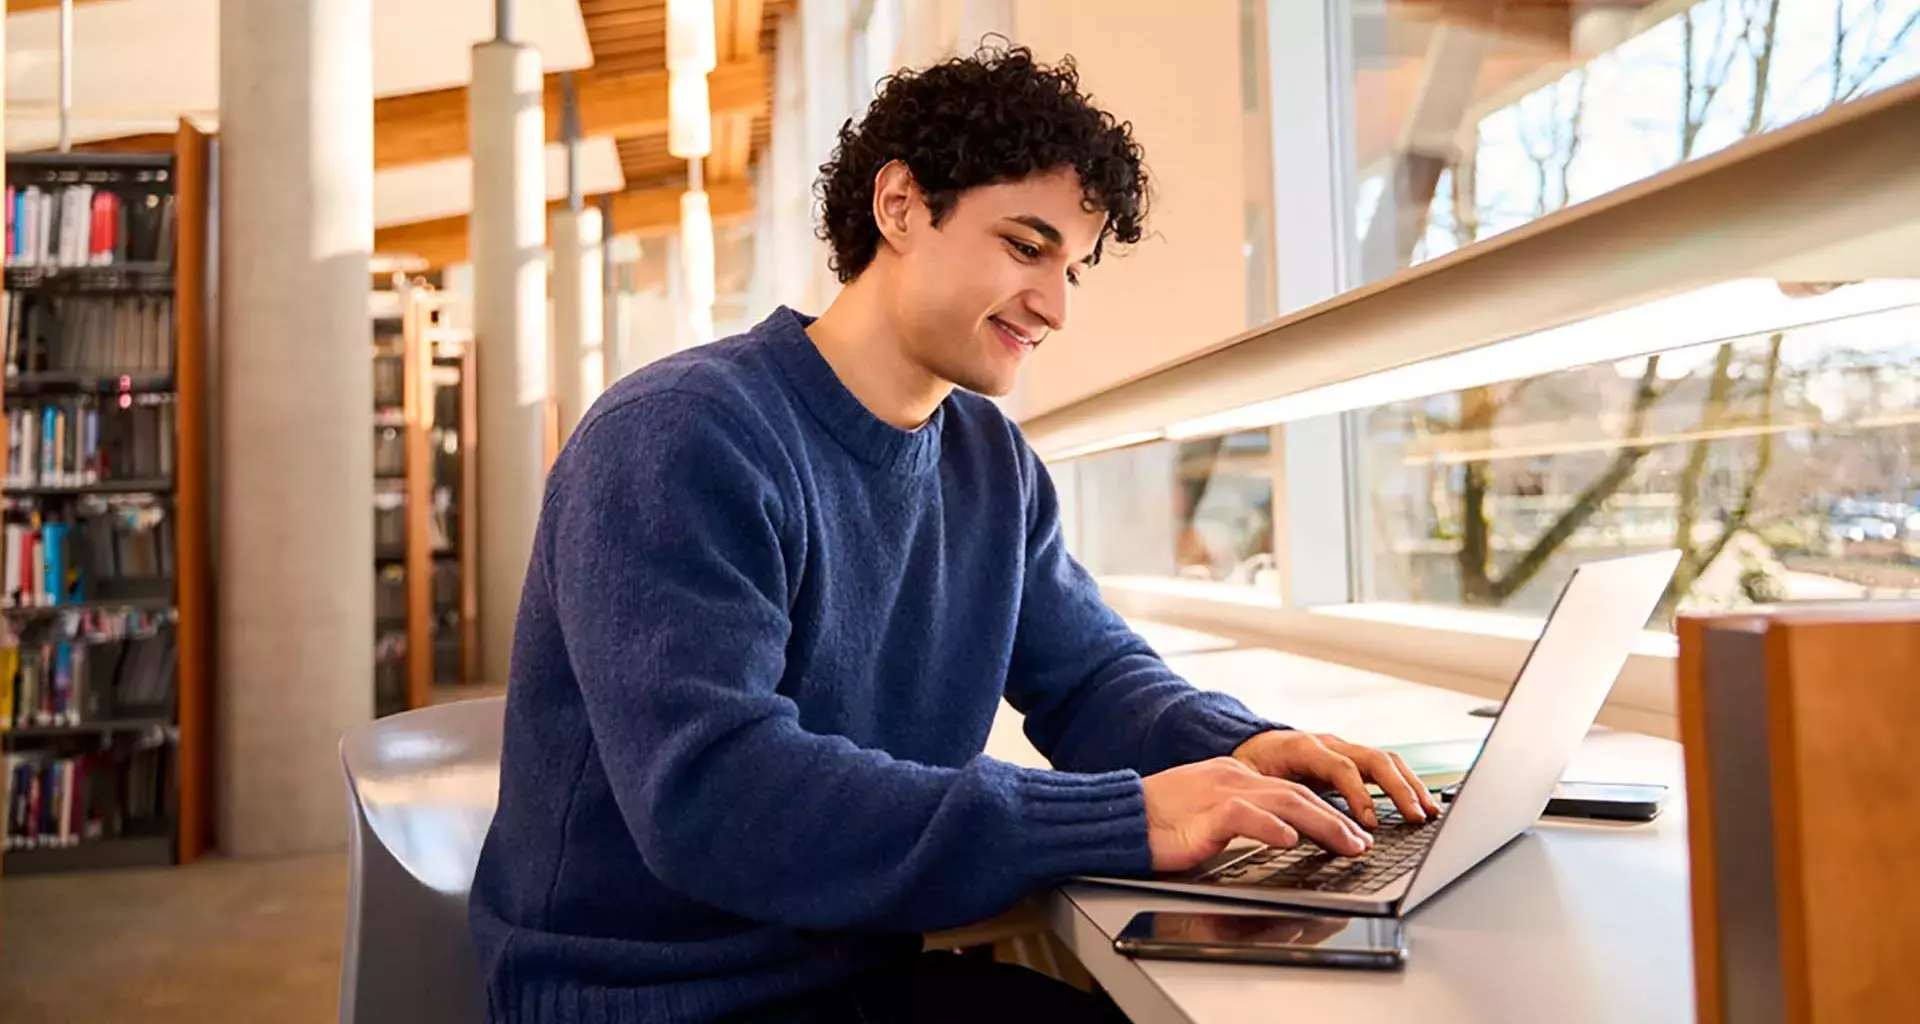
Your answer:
[1096,577,1679,739]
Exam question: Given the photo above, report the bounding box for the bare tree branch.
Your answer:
[1832,0,1850,105]
[1556,69,1588,209]
[1452,148,1480,247]
[1482,356,1669,604]
[1744,0,1783,134]
[1839,8,1920,101]
[1456,386,1501,604]
[1704,336,1784,560]
[1495,375,1540,414]
[1668,343,1741,588]
[1658,334,1785,618]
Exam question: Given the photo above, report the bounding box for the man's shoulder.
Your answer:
[576,332,791,452]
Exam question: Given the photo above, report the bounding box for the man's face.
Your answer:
[888,167,1107,398]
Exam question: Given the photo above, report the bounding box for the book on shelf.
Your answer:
[373,425,405,477]
[0,622,176,733]
[3,182,175,269]
[373,631,408,719]
[2,499,175,608]
[373,353,404,408]
[373,487,406,552]
[5,395,175,487]
[429,485,455,551]
[4,293,175,378]
[3,736,171,851]
[375,564,407,622]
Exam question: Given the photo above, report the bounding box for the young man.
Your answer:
[469,45,1438,1024]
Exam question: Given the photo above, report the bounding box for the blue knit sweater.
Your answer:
[468,307,1282,1022]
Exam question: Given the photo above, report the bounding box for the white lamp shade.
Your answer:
[667,0,718,73]
[668,71,713,158]
[680,188,717,311]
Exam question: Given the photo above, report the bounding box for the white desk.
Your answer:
[1001,628,1696,1024]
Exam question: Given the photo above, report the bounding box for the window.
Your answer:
[1062,430,1278,592]
[1360,300,1920,628]
[1353,0,1920,283]
[1029,2,1914,719]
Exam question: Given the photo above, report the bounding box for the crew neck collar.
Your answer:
[759,306,946,476]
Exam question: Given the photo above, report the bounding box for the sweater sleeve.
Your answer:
[1003,443,1287,777]
[542,392,1152,934]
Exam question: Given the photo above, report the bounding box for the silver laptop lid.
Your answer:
[1399,549,1680,913]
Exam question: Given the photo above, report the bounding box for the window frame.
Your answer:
[1032,3,1920,736]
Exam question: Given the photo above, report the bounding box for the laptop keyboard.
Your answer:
[1196,803,1446,895]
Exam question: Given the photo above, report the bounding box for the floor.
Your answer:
[1,851,348,1023]
[0,685,503,1023]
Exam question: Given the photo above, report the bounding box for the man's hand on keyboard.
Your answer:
[1230,730,1442,829]
[1141,757,1373,873]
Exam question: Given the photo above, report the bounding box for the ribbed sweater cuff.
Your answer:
[1004,765,1153,881]
[1161,699,1287,768]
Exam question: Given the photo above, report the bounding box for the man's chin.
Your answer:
[945,371,1017,399]
[931,359,1019,399]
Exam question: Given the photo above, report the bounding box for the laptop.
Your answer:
[1076,549,1682,917]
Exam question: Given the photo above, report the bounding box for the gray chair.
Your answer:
[339,696,505,1024]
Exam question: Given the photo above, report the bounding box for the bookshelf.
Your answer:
[430,318,479,689]
[371,280,476,717]
[0,125,213,874]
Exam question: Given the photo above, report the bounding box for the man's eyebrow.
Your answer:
[1005,214,1097,265]
[1005,215,1063,247]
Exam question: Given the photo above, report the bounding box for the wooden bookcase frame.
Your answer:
[0,120,212,874]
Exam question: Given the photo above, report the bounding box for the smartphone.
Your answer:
[1440,780,1666,822]
[1112,910,1408,970]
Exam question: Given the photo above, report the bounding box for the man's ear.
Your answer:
[871,160,918,255]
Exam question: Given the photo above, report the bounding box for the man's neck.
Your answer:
[804,272,953,430]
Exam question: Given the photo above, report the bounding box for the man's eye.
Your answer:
[1067,270,1082,288]
[1007,239,1040,260]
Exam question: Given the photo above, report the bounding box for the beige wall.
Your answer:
[1007,0,1250,421]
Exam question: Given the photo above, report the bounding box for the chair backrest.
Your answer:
[338,696,505,1024]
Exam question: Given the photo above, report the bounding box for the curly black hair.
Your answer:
[814,41,1150,283]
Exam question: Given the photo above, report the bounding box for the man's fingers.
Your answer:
[1390,751,1443,817]
[1347,746,1428,823]
[1314,750,1380,828]
[1235,778,1371,856]
[1216,798,1300,852]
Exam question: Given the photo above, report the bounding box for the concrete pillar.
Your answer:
[607,234,642,381]
[216,0,374,855]
[599,198,619,388]
[469,37,547,689]
[549,205,604,439]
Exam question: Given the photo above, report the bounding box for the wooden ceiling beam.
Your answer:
[69,133,178,154]
[581,0,662,12]
[584,9,669,29]
[725,0,766,63]
[372,56,766,170]
[606,179,753,234]
[583,25,675,45]
[373,180,754,268]
[710,112,755,183]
